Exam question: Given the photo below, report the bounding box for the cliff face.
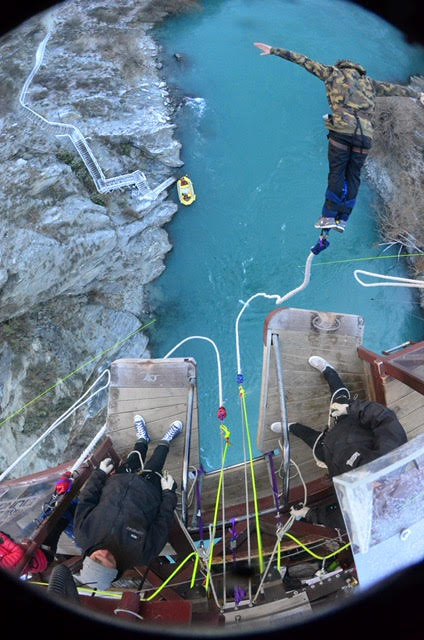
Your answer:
[365,76,424,305]
[0,0,190,476]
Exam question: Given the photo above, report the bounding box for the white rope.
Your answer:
[164,336,224,408]
[235,252,314,375]
[113,609,144,620]
[0,369,110,482]
[70,424,107,473]
[354,269,424,288]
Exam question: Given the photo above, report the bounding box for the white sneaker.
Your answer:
[270,422,295,434]
[308,356,333,373]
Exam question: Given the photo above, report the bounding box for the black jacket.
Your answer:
[322,400,407,477]
[74,469,177,575]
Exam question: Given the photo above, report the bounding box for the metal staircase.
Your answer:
[19,32,170,198]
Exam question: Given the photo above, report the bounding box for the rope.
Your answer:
[305,252,424,267]
[205,424,231,592]
[164,335,224,408]
[239,386,264,574]
[354,269,424,288]
[235,251,314,375]
[0,319,156,429]
[0,369,110,482]
[283,532,351,560]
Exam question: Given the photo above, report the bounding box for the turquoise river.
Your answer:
[147,0,424,470]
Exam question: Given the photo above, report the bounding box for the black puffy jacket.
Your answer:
[74,469,177,575]
[322,400,407,477]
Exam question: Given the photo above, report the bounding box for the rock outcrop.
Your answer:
[365,76,424,305]
[0,0,193,476]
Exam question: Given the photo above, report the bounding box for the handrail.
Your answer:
[181,379,195,526]
[271,333,290,507]
[358,342,424,399]
[0,369,110,482]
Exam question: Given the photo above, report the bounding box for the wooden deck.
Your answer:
[256,308,368,488]
[106,358,200,488]
[384,377,424,439]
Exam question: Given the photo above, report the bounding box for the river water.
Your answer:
[149,0,424,471]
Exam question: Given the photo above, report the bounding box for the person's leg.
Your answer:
[144,443,170,474]
[309,356,350,402]
[290,423,326,461]
[117,439,148,474]
[324,140,351,218]
[342,149,368,221]
[323,367,350,402]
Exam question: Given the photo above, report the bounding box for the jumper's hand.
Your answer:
[99,458,114,475]
[254,42,272,56]
[161,471,177,492]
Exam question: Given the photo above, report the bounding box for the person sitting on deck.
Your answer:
[254,42,424,233]
[271,356,407,478]
[73,416,183,591]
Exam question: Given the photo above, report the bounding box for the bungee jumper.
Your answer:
[254,42,424,233]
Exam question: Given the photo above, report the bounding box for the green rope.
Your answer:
[283,532,351,560]
[302,252,423,268]
[0,318,156,428]
[205,424,231,591]
[239,385,264,574]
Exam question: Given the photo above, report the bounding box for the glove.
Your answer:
[420,92,424,106]
[99,458,114,475]
[55,471,73,495]
[161,471,177,492]
[330,402,349,419]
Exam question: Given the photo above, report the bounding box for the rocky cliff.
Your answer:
[365,76,424,304]
[0,0,198,477]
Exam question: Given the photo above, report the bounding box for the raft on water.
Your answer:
[177,175,196,205]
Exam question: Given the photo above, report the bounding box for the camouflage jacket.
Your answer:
[270,48,420,139]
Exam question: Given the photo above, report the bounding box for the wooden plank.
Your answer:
[106,358,200,489]
[257,308,368,486]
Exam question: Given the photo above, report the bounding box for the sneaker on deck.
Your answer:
[161,420,183,443]
[270,422,296,434]
[134,414,150,443]
[308,356,333,373]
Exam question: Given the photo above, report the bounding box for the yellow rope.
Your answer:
[0,318,156,428]
[141,551,199,601]
[283,532,351,560]
[205,424,231,591]
[239,385,264,573]
[31,549,201,601]
[302,252,424,268]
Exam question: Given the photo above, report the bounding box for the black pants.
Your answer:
[117,440,169,490]
[323,133,370,220]
[290,367,350,461]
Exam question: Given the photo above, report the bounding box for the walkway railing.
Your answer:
[20,32,175,198]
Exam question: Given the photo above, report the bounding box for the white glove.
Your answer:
[161,471,177,492]
[330,402,349,419]
[420,92,424,106]
[99,458,114,475]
